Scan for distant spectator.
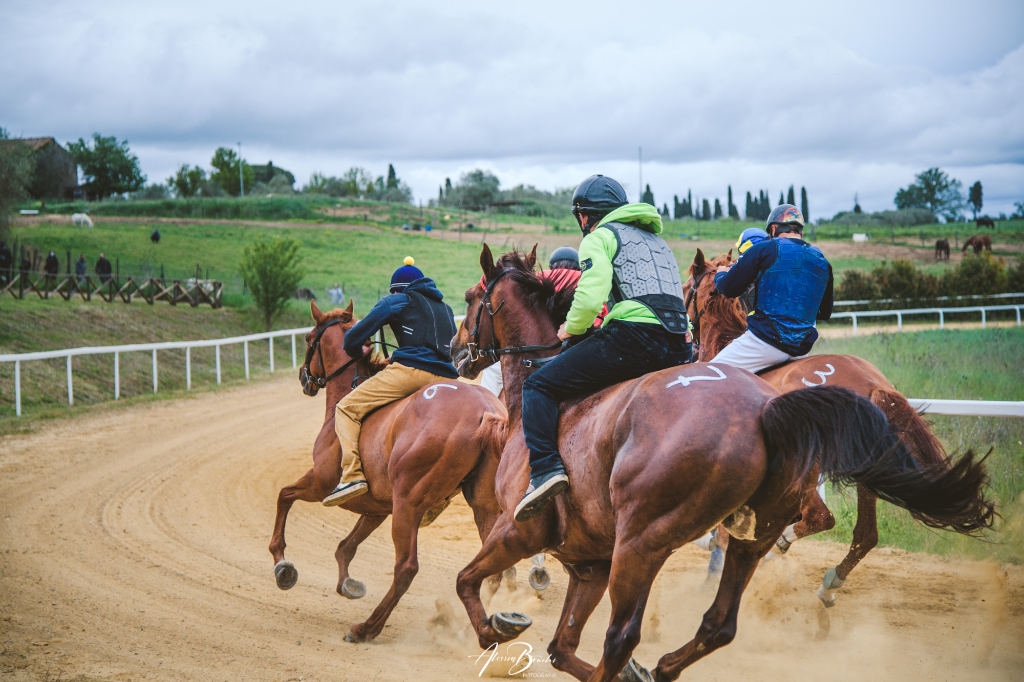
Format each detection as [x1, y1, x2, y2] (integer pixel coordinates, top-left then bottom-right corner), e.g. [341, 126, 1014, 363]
[45, 250, 60, 275]
[151, 229, 161, 244]
[326, 282, 345, 305]
[0, 241, 12, 284]
[75, 254, 87, 286]
[96, 253, 113, 284]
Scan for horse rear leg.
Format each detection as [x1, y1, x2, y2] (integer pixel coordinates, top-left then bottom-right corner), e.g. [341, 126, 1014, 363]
[817, 485, 877, 607]
[547, 561, 610, 682]
[346, 502, 425, 642]
[335, 514, 387, 599]
[270, 469, 325, 589]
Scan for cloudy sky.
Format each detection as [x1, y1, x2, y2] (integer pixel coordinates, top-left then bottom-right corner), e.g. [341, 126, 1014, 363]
[3, 0, 1022, 219]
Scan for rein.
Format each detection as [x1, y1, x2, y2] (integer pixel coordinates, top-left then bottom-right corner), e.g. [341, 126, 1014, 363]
[684, 268, 714, 359]
[299, 318, 360, 391]
[467, 268, 563, 367]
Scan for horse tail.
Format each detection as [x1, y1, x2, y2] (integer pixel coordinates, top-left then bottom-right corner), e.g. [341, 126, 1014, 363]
[760, 385, 995, 535]
[870, 387, 946, 466]
[475, 411, 508, 462]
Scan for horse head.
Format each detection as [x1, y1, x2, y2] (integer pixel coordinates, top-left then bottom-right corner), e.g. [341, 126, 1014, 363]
[684, 249, 747, 362]
[300, 299, 360, 397]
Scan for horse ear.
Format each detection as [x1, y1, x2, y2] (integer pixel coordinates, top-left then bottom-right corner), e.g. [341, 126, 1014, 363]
[692, 249, 706, 274]
[526, 244, 538, 270]
[727, 248, 733, 260]
[310, 300, 324, 324]
[480, 243, 496, 280]
[339, 299, 354, 322]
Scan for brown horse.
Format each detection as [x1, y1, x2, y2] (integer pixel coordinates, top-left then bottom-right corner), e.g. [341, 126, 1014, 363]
[962, 234, 992, 253]
[935, 238, 950, 260]
[449, 245, 993, 682]
[976, 216, 995, 229]
[268, 300, 509, 642]
[684, 248, 974, 605]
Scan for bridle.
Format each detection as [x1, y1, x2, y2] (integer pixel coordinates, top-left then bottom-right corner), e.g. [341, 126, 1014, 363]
[465, 268, 563, 367]
[684, 268, 714, 359]
[299, 318, 360, 393]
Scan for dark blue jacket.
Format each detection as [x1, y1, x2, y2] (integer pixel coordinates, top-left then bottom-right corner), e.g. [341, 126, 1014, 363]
[342, 277, 460, 379]
[714, 237, 833, 355]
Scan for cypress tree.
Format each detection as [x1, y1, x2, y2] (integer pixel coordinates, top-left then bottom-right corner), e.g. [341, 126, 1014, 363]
[642, 184, 655, 206]
[438, 186, 443, 204]
[713, 199, 722, 219]
[800, 186, 809, 223]
[746, 191, 753, 220]
[687, 190, 693, 217]
[386, 164, 398, 189]
[702, 198, 712, 221]
[779, 191, 785, 206]
[662, 203, 670, 218]
[787, 185, 795, 205]
[444, 177, 452, 197]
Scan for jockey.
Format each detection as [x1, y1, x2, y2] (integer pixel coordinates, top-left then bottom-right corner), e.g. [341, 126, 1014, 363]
[514, 175, 693, 522]
[711, 205, 834, 373]
[735, 227, 769, 256]
[322, 257, 460, 506]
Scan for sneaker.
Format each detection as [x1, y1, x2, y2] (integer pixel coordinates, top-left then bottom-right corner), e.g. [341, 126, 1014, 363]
[514, 470, 569, 522]
[322, 480, 368, 507]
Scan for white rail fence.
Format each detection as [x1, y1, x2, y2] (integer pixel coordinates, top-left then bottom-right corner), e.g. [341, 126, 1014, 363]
[2, 315, 1022, 419]
[834, 291, 1024, 308]
[829, 304, 1022, 336]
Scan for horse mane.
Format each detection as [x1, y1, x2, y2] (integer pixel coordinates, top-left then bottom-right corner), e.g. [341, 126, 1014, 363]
[320, 307, 388, 372]
[698, 254, 749, 359]
[494, 250, 577, 326]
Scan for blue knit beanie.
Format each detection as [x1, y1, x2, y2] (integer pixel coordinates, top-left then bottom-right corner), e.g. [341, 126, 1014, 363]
[390, 256, 424, 291]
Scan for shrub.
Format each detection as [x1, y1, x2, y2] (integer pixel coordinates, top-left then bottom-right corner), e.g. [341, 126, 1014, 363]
[871, 259, 938, 304]
[940, 252, 1007, 297]
[837, 269, 878, 301]
[239, 237, 305, 331]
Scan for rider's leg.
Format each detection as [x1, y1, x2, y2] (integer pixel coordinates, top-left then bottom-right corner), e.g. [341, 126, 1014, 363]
[516, 321, 692, 521]
[324, 364, 445, 506]
[708, 330, 793, 373]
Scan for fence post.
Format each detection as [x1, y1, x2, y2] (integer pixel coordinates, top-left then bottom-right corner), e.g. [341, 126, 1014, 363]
[896, 312, 902, 331]
[269, 337, 274, 373]
[244, 340, 250, 379]
[1017, 306, 1021, 327]
[852, 314, 857, 337]
[114, 351, 120, 400]
[939, 310, 944, 329]
[216, 345, 221, 385]
[13, 358, 19, 417]
[66, 354, 73, 406]
[291, 335, 296, 369]
[152, 349, 158, 393]
[186, 346, 191, 390]
[981, 308, 986, 329]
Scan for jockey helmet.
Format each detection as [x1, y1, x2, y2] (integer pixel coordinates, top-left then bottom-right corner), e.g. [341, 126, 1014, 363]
[572, 175, 628, 232]
[766, 204, 805, 233]
[735, 227, 769, 255]
[549, 246, 580, 270]
[390, 256, 424, 291]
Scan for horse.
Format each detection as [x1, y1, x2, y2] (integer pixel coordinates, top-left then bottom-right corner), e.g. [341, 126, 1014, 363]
[977, 216, 995, 229]
[449, 244, 993, 682]
[684, 248, 976, 605]
[293, 287, 317, 301]
[268, 300, 510, 642]
[935, 238, 950, 260]
[962, 234, 992, 254]
[71, 213, 93, 228]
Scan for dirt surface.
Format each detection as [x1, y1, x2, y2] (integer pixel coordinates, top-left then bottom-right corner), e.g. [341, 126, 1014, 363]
[1, 375, 1022, 681]
[12, 215, 380, 232]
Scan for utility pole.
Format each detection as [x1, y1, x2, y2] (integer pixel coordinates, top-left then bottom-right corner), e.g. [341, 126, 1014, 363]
[237, 142, 244, 196]
[638, 147, 643, 203]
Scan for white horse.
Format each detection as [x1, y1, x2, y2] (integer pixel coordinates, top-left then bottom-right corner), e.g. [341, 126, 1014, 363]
[71, 213, 94, 229]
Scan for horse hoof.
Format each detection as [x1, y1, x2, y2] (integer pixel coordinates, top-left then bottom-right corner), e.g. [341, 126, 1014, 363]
[815, 585, 837, 608]
[528, 567, 550, 591]
[343, 632, 361, 643]
[342, 578, 366, 600]
[490, 612, 532, 638]
[274, 561, 298, 590]
[619, 657, 654, 682]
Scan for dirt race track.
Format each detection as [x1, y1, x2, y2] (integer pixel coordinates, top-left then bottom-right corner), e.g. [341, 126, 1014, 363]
[2, 375, 1022, 681]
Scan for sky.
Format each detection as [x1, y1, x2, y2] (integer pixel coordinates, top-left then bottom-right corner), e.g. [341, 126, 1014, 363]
[2, 0, 1022, 220]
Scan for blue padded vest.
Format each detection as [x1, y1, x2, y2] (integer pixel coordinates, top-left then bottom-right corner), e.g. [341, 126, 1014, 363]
[757, 239, 830, 349]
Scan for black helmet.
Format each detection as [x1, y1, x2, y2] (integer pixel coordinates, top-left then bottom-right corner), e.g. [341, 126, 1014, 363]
[572, 174, 627, 214]
[549, 246, 580, 270]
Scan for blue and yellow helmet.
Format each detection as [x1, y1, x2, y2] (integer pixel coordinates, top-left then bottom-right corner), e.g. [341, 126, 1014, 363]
[735, 227, 770, 255]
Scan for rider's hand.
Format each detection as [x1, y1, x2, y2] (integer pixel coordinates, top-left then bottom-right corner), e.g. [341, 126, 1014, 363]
[557, 322, 573, 341]
[716, 264, 732, 273]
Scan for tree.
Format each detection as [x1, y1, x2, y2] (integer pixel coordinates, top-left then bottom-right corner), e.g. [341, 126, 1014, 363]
[386, 164, 398, 189]
[713, 198, 723, 220]
[662, 203, 670, 218]
[894, 167, 965, 222]
[444, 177, 453, 198]
[67, 133, 145, 199]
[168, 164, 206, 198]
[305, 172, 328, 194]
[779, 191, 785, 206]
[727, 186, 739, 219]
[853, 192, 862, 214]
[0, 127, 34, 240]
[702, 198, 712, 221]
[239, 237, 305, 332]
[642, 184, 655, 207]
[210, 146, 255, 197]
[968, 181, 983, 219]
[745, 191, 753, 220]
[800, 186, 809, 224]
[447, 169, 500, 209]
[787, 185, 795, 205]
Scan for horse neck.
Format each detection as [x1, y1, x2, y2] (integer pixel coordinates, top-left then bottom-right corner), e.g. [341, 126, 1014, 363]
[321, 356, 367, 424]
[700, 297, 748, 362]
[494, 306, 559, 425]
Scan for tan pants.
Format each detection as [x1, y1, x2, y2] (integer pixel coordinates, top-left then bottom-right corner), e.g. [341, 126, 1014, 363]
[335, 363, 448, 483]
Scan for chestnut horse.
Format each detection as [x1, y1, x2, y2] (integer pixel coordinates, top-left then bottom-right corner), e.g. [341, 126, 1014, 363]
[684, 248, 973, 605]
[268, 300, 509, 642]
[450, 245, 993, 682]
[962, 234, 992, 253]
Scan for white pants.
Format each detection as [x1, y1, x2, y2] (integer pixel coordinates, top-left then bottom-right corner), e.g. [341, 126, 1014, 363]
[479, 363, 504, 398]
[710, 330, 806, 374]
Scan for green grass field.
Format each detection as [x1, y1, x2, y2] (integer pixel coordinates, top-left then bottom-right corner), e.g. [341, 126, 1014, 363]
[811, 328, 1024, 563]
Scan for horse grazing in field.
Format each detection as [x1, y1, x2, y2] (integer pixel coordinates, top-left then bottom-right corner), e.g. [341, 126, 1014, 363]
[269, 300, 510, 642]
[685, 249, 985, 605]
[449, 245, 993, 682]
[935, 239, 950, 260]
[962, 234, 992, 254]
[977, 216, 995, 229]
